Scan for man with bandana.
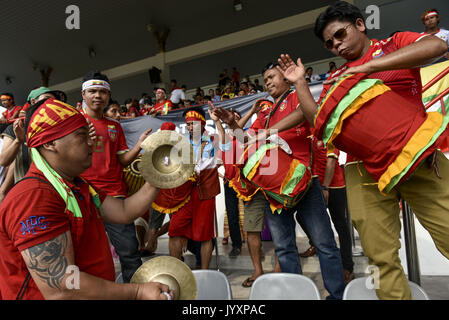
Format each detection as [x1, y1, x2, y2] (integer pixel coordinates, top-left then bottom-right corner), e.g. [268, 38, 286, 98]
[421, 9, 449, 60]
[168, 107, 220, 270]
[79, 70, 152, 283]
[150, 88, 174, 117]
[0, 98, 173, 300]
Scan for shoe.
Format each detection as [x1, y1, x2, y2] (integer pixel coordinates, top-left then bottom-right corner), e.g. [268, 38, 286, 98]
[344, 269, 355, 284]
[222, 237, 229, 245]
[229, 247, 241, 258]
[299, 246, 316, 258]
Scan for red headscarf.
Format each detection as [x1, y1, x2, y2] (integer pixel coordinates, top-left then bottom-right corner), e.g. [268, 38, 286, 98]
[27, 98, 88, 148]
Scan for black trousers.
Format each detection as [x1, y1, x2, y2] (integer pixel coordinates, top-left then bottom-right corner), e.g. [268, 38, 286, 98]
[297, 187, 354, 272]
[105, 222, 142, 283]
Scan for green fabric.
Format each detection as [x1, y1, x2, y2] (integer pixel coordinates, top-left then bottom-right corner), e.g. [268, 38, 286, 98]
[321, 79, 382, 146]
[422, 93, 449, 115]
[383, 113, 449, 193]
[242, 143, 276, 178]
[31, 148, 83, 218]
[27, 87, 52, 102]
[281, 163, 306, 196]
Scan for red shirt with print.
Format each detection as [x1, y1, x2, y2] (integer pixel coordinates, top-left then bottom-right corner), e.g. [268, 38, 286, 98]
[2, 105, 22, 120]
[318, 31, 429, 163]
[312, 138, 345, 188]
[251, 91, 312, 168]
[80, 113, 129, 197]
[153, 100, 174, 115]
[0, 163, 114, 300]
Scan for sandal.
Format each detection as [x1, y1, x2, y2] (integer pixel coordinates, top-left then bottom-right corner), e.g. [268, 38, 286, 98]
[242, 277, 256, 288]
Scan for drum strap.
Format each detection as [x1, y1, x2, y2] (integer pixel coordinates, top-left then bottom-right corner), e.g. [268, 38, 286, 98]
[265, 89, 292, 129]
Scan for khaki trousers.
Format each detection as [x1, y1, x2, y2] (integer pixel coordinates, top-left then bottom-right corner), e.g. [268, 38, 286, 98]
[345, 151, 449, 299]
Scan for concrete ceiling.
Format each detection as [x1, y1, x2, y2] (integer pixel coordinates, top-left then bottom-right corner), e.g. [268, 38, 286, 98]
[0, 0, 335, 103]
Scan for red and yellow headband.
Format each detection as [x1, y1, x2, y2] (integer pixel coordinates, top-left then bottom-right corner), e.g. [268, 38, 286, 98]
[185, 110, 206, 124]
[27, 98, 88, 148]
[1, 95, 13, 101]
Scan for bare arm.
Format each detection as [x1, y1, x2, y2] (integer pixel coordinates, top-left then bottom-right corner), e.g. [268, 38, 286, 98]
[322, 157, 337, 205]
[117, 129, 152, 167]
[208, 106, 226, 145]
[0, 120, 25, 167]
[0, 163, 15, 205]
[340, 35, 448, 76]
[101, 182, 160, 225]
[236, 99, 264, 128]
[21, 231, 171, 300]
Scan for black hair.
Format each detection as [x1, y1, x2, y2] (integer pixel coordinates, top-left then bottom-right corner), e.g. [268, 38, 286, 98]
[314, 1, 366, 42]
[82, 70, 110, 84]
[1, 92, 14, 100]
[104, 100, 120, 113]
[124, 98, 132, 105]
[261, 62, 280, 75]
[182, 106, 206, 119]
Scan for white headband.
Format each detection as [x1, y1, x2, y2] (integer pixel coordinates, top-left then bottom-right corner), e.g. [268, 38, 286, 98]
[425, 12, 438, 19]
[82, 79, 111, 92]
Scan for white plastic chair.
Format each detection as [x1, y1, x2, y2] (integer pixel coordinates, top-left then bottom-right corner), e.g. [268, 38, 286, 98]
[193, 270, 233, 300]
[343, 277, 430, 300]
[249, 273, 321, 300]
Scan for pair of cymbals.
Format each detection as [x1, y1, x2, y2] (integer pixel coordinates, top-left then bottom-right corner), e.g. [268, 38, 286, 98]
[130, 256, 197, 300]
[139, 130, 195, 189]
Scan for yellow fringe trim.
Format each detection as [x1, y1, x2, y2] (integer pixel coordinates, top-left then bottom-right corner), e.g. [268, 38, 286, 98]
[152, 196, 191, 214]
[229, 179, 261, 202]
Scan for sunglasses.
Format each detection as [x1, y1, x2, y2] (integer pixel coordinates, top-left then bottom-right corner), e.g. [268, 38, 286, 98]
[324, 24, 352, 50]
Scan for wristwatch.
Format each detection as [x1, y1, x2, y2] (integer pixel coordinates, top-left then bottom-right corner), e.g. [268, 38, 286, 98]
[322, 185, 329, 191]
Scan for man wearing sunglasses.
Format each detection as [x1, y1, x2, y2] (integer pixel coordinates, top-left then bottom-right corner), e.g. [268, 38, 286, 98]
[254, 1, 449, 300]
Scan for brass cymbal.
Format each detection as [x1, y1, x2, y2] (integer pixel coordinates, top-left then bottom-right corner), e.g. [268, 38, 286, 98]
[130, 256, 197, 300]
[139, 130, 195, 189]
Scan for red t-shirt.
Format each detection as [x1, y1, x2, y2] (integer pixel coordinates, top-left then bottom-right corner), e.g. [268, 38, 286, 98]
[80, 113, 129, 197]
[2, 105, 22, 120]
[126, 106, 140, 118]
[0, 163, 114, 300]
[251, 90, 312, 168]
[319, 31, 428, 163]
[312, 139, 345, 188]
[153, 100, 174, 115]
[219, 137, 241, 181]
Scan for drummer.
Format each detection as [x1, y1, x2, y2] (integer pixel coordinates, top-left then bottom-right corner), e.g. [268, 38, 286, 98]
[259, 1, 449, 299]
[210, 64, 346, 299]
[0, 98, 173, 300]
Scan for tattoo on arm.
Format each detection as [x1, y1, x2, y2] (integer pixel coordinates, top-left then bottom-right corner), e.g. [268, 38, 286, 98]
[23, 233, 69, 290]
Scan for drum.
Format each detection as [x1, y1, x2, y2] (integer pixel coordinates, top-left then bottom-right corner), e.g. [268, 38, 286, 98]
[315, 73, 449, 193]
[123, 155, 145, 195]
[231, 141, 311, 212]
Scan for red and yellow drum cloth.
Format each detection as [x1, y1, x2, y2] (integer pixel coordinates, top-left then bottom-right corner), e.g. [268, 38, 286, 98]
[228, 139, 311, 214]
[314, 73, 449, 194]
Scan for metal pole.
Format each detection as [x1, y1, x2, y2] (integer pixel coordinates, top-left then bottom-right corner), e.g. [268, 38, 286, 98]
[214, 208, 220, 271]
[401, 200, 421, 285]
